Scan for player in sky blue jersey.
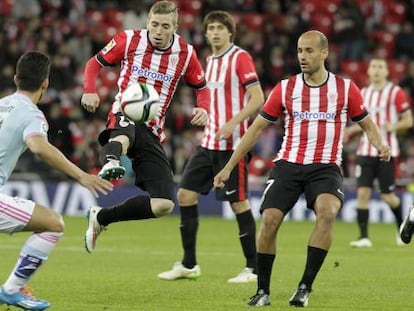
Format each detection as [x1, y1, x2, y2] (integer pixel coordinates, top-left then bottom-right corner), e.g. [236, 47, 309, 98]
[0, 51, 113, 310]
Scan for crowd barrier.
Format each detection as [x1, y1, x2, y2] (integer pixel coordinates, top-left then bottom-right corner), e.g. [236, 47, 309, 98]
[2, 180, 413, 223]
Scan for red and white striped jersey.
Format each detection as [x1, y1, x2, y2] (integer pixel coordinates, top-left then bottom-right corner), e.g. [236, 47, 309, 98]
[357, 82, 410, 157]
[96, 29, 206, 142]
[201, 45, 259, 150]
[261, 73, 367, 165]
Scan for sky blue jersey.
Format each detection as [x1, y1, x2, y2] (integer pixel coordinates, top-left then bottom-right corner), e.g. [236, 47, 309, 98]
[0, 92, 48, 189]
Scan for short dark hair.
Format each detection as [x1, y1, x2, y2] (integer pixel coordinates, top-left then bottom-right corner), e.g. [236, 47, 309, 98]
[15, 51, 51, 92]
[203, 11, 236, 42]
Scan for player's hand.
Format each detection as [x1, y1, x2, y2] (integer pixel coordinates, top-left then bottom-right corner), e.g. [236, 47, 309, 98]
[215, 120, 236, 141]
[378, 144, 391, 162]
[81, 93, 100, 113]
[213, 168, 231, 189]
[78, 173, 114, 198]
[191, 108, 208, 126]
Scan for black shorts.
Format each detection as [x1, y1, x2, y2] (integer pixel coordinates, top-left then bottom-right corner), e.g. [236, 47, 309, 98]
[260, 160, 344, 214]
[98, 112, 174, 200]
[179, 146, 250, 202]
[356, 156, 396, 193]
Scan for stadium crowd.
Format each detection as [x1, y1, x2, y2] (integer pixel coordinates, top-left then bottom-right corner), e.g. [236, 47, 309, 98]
[1, 0, 413, 184]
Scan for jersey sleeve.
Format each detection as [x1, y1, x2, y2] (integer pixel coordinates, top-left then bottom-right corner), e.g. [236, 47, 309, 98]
[236, 51, 259, 88]
[348, 80, 368, 122]
[22, 110, 48, 141]
[394, 87, 411, 113]
[96, 31, 128, 66]
[259, 83, 282, 123]
[183, 49, 207, 89]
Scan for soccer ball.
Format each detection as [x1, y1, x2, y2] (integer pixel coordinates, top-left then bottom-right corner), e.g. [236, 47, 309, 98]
[120, 82, 161, 123]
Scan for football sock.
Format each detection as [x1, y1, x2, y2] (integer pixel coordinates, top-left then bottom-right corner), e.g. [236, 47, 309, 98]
[257, 253, 275, 295]
[356, 208, 369, 238]
[298, 246, 327, 289]
[180, 205, 199, 269]
[3, 232, 62, 293]
[97, 195, 154, 226]
[390, 203, 403, 228]
[100, 141, 123, 164]
[235, 210, 257, 271]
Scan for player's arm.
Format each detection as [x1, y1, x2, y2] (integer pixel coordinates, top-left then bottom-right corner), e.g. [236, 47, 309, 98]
[358, 116, 390, 161]
[386, 110, 413, 132]
[347, 80, 390, 161]
[184, 49, 209, 126]
[214, 116, 269, 188]
[216, 83, 264, 141]
[26, 135, 113, 197]
[81, 33, 127, 113]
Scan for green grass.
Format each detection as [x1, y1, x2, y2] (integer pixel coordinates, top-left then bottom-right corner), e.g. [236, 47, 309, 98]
[1, 216, 413, 310]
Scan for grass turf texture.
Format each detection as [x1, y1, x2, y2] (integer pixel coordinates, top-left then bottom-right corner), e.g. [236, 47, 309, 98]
[0, 216, 413, 310]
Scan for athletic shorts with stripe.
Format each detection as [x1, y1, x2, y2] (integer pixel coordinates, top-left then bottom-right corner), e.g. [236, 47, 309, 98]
[0, 193, 35, 234]
[356, 156, 396, 194]
[98, 112, 174, 201]
[260, 160, 344, 214]
[180, 146, 250, 203]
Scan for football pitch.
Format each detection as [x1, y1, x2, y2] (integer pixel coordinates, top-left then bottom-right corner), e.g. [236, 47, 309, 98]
[0, 216, 413, 310]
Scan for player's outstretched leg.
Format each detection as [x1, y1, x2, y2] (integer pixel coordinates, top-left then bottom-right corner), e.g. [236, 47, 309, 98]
[84, 206, 106, 253]
[400, 205, 414, 244]
[0, 286, 50, 310]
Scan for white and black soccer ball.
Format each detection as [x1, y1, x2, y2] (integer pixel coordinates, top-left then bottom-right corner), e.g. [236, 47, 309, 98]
[120, 82, 161, 123]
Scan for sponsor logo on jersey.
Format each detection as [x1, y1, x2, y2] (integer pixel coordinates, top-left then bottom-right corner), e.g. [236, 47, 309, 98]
[293, 111, 336, 120]
[131, 65, 173, 82]
[102, 39, 116, 54]
[41, 121, 49, 133]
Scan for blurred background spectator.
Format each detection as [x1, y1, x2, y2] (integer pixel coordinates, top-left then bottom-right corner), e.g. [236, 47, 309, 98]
[0, 0, 412, 187]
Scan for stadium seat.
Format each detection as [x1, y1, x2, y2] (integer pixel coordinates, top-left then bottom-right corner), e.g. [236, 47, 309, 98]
[243, 14, 265, 32]
[369, 31, 396, 59]
[387, 60, 408, 83]
[340, 61, 369, 88]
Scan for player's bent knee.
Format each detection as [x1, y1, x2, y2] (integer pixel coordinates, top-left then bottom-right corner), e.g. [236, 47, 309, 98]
[177, 188, 198, 206]
[152, 199, 174, 217]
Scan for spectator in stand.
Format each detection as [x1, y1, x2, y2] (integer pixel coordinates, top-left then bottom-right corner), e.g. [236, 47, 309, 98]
[395, 21, 414, 61]
[345, 58, 413, 248]
[400, 61, 414, 104]
[333, 0, 366, 61]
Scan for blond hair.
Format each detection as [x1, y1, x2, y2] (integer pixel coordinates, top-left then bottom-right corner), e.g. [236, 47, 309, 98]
[149, 1, 178, 26]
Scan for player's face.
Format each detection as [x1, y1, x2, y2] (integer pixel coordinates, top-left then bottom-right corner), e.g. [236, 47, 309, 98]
[367, 59, 388, 84]
[147, 13, 177, 49]
[205, 22, 231, 51]
[297, 36, 328, 75]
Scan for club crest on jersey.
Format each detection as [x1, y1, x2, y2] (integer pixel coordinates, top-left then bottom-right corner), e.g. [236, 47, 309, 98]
[102, 39, 116, 55]
[328, 93, 338, 103]
[169, 55, 178, 67]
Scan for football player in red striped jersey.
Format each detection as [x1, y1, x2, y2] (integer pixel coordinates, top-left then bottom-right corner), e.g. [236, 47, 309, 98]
[214, 30, 390, 307]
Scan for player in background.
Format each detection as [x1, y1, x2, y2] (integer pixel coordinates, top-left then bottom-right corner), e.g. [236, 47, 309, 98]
[214, 31, 390, 307]
[0, 51, 113, 310]
[345, 58, 412, 248]
[81, 1, 209, 253]
[158, 11, 264, 283]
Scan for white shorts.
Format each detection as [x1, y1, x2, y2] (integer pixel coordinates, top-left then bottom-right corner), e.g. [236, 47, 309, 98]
[0, 193, 35, 234]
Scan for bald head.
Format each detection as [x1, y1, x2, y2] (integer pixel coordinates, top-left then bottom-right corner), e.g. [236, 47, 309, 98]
[298, 30, 328, 50]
